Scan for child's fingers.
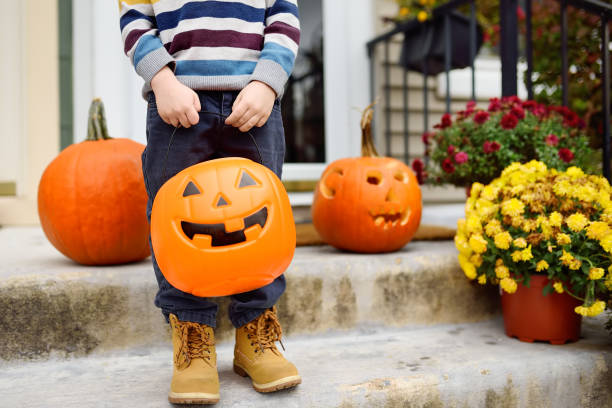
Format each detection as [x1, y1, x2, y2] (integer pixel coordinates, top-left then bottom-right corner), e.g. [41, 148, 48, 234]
[229, 105, 254, 128]
[186, 107, 200, 126]
[235, 110, 257, 129]
[225, 109, 244, 126]
[232, 92, 244, 109]
[161, 113, 177, 128]
[256, 115, 268, 127]
[157, 106, 178, 127]
[178, 112, 193, 128]
[192, 92, 201, 112]
[157, 108, 169, 125]
[225, 99, 248, 125]
[239, 115, 261, 132]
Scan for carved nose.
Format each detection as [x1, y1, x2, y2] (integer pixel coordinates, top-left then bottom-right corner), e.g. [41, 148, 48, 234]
[386, 188, 399, 203]
[215, 194, 230, 208]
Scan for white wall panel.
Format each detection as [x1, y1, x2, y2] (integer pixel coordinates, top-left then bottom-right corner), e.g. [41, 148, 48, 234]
[73, 0, 147, 145]
[0, 1, 24, 186]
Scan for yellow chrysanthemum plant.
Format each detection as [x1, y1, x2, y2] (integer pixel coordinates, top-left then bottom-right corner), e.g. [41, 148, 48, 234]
[455, 161, 612, 317]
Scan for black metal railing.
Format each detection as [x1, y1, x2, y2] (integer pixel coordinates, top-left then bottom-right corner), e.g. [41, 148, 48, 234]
[366, 0, 612, 181]
[524, 0, 611, 179]
[367, 0, 478, 165]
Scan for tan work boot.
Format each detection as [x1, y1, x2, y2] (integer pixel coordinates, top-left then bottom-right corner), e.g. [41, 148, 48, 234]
[168, 314, 220, 404]
[233, 307, 301, 392]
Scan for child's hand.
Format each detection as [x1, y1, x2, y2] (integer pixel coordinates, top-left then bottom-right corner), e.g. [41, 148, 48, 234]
[151, 66, 201, 128]
[225, 81, 276, 132]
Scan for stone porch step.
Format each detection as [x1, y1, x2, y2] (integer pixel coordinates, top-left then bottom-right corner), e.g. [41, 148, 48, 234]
[0, 226, 498, 361]
[1, 318, 611, 407]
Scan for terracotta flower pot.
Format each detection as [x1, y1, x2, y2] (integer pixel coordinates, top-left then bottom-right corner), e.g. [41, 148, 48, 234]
[501, 275, 582, 345]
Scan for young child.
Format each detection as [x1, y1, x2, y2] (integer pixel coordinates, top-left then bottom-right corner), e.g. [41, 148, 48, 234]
[118, 1, 301, 404]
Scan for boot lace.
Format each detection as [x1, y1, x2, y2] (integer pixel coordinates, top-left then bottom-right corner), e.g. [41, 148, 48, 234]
[174, 321, 214, 369]
[245, 308, 285, 355]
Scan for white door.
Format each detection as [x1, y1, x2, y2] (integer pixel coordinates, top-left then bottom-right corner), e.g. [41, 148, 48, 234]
[73, 0, 373, 205]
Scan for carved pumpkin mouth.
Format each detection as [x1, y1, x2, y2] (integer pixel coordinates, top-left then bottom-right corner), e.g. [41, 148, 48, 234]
[181, 207, 268, 247]
[370, 208, 411, 229]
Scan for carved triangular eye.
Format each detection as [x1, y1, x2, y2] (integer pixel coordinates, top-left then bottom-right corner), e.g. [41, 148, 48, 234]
[238, 170, 258, 188]
[183, 181, 201, 197]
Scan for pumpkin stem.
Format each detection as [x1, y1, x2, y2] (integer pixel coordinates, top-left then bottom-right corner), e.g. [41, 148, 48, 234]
[86, 98, 112, 141]
[361, 101, 378, 157]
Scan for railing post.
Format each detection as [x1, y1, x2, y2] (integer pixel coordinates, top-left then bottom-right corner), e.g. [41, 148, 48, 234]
[368, 46, 377, 152]
[469, 0, 477, 101]
[602, 16, 610, 181]
[500, 0, 518, 96]
[403, 69, 410, 164]
[422, 23, 429, 138]
[384, 40, 391, 156]
[561, 0, 569, 107]
[444, 13, 452, 113]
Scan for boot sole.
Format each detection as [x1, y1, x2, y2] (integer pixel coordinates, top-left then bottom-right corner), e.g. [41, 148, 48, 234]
[233, 363, 302, 393]
[168, 391, 220, 405]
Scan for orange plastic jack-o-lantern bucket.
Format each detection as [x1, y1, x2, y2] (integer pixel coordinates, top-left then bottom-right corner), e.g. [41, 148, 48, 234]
[151, 158, 296, 297]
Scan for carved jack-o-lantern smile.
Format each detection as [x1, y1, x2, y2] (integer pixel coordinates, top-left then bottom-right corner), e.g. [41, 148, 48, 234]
[180, 207, 268, 247]
[178, 171, 269, 247]
[364, 169, 412, 230]
[150, 158, 295, 297]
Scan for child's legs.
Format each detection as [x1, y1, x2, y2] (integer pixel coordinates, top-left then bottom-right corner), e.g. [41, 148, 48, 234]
[215, 95, 288, 328]
[143, 92, 225, 326]
[228, 277, 287, 328]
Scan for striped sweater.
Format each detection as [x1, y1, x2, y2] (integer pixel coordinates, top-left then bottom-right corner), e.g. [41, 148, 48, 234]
[118, 0, 300, 97]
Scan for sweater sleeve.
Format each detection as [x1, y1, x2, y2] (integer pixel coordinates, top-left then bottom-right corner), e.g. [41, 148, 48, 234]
[250, 0, 301, 96]
[118, 0, 175, 86]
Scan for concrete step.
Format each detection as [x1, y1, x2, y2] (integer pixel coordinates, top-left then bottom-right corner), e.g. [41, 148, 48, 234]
[2, 318, 611, 407]
[0, 226, 497, 361]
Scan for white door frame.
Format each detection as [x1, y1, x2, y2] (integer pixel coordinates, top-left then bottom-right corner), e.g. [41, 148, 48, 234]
[283, 0, 374, 181]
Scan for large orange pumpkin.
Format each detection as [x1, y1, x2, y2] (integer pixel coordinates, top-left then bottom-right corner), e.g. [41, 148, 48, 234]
[38, 99, 150, 265]
[312, 104, 422, 253]
[150, 157, 295, 297]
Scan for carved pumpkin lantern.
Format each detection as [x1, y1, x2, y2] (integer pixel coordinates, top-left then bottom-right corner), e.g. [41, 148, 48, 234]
[312, 104, 422, 253]
[151, 157, 295, 297]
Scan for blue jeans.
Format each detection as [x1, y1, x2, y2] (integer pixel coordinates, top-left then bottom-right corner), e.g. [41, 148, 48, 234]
[142, 90, 286, 328]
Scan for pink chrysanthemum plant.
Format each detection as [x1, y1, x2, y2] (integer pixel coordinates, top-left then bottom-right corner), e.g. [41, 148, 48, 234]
[413, 97, 595, 187]
[455, 161, 612, 317]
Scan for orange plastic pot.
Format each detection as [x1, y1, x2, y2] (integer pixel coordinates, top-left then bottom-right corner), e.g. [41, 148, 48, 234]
[501, 275, 582, 345]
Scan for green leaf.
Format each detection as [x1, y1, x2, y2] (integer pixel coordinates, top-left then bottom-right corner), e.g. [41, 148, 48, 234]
[542, 283, 554, 296]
